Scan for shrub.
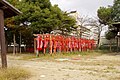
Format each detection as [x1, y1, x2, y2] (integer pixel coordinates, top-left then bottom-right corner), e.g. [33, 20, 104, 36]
[0, 67, 30, 80]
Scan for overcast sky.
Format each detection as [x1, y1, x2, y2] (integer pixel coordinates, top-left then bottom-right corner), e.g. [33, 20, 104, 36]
[50, 0, 114, 17]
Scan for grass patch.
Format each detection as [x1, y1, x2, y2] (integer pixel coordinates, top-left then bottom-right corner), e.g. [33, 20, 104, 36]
[95, 50, 110, 54]
[0, 67, 30, 80]
[12, 50, 102, 61]
[36, 51, 100, 60]
[19, 54, 37, 60]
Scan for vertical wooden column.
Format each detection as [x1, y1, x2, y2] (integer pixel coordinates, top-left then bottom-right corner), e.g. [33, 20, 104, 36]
[34, 38, 36, 53]
[13, 34, 16, 55]
[0, 9, 7, 68]
[20, 32, 21, 53]
[117, 37, 119, 52]
[50, 35, 52, 54]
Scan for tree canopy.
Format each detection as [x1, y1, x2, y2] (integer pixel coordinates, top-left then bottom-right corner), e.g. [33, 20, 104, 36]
[97, 7, 112, 25]
[5, 0, 76, 50]
[105, 31, 116, 40]
[97, 0, 120, 40]
[112, 0, 120, 22]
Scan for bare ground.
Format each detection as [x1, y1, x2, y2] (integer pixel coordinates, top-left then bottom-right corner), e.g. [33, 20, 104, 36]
[1, 53, 120, 80]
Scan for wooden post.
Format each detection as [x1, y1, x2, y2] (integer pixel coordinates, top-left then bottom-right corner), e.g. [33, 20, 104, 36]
[34, 38, 36, 53]
[13, 34, 16, 55]
[116, 34, 118, 52]
[0, 9, 7, 68]
[20, 32, 21, 53]
[50, 35, 52, 54]
[43, 35, 46, 54]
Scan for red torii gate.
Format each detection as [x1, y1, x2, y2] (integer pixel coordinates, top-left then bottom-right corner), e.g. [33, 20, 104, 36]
[34, 34, 95, 56]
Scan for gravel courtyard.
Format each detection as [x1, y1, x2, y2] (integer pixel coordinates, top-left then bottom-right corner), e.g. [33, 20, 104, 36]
[2, 52, 120, 80]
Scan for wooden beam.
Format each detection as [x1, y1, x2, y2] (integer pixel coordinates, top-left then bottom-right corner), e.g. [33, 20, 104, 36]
[0, 0, 21, 18]
[0, 9, 7, 68]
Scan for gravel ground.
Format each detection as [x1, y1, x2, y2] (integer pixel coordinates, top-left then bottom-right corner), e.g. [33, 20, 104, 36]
[1, 53, 120, 80]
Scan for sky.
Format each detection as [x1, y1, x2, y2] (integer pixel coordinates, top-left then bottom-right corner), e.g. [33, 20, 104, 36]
[50, 0, 114, 17]
[50, 0, 114, 36]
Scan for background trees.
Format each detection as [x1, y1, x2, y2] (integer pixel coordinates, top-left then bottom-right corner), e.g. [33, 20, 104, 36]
[5, 0, 76, 52]
[97, 0, 120, 33]
[97, 0, 120, 50]
[112, 0, 120, 22]
[97, 7, 112, 25]
[105, 31, 116, 51]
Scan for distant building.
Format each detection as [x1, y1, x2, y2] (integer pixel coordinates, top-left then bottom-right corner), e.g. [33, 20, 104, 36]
[90, 27, 99, 42]
[68, 11, 91, 39]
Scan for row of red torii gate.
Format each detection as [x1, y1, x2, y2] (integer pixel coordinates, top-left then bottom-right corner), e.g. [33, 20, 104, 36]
[34, 34, 96, 55]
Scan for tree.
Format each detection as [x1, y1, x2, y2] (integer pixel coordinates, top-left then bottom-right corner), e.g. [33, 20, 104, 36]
[5, 0, 76, 53]
[57, 12, 76, 35]
[105, 31, 116, 51]
[97, 5, 113, 48]
[87, 18, 104, 47]
[7, 0, 75, 34]
[77, 15, 91, 37]
[97, 0, 120, 50]
[97, 0, 120, 24]
[97, 7, 112, 25]
[112, 0, 120, 22]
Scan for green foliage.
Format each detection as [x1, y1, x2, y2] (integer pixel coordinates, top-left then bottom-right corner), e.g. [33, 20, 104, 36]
[97, 0, 120, 41]
[105, 31, 116, 40]
[112, 0, 120, 22]
[5, 0, 76, 49]
[10, 0, 76, 34]
[0, 67, 30, 80]
[58, 13, 76, 35]
[97, 7, 112, 25]
[17, 51, 99, 60]
[97, 0, 120, 24]
[99, 44, 119, 52]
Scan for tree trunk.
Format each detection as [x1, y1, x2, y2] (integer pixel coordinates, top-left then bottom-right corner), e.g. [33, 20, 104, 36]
[19, 32, 21, 53]
[34, 38, 36, 53]
[109, 39, 112, 52]
[6, 41, 8, 53]
[13, 34, 16, 55]
[97, 33, 100, 48]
